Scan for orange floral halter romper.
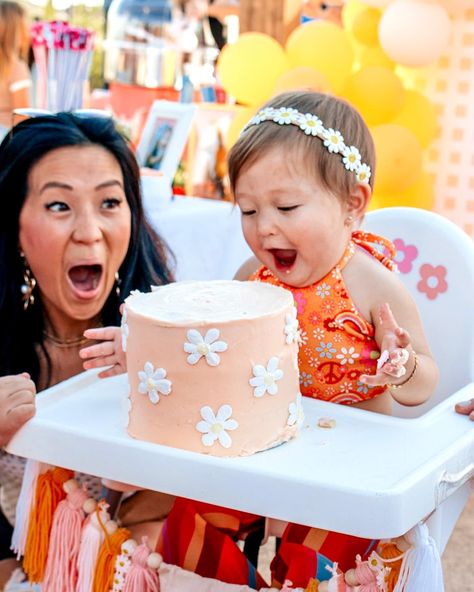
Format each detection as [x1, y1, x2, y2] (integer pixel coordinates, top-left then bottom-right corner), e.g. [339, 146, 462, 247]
[250, 231, 397, 405]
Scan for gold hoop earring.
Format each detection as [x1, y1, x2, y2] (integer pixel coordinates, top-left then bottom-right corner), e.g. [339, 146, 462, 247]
[115, 271, 121, 297]
[20, 252, 36, 310]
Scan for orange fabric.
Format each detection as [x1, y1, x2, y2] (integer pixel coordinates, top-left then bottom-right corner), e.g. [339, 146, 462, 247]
[250, 231, 396, 405]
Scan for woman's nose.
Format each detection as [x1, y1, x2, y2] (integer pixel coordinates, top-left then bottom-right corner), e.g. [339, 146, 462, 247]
[72, 210, 103, 243]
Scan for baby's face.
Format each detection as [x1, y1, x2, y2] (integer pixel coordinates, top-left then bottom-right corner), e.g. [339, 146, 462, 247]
[234, 146, 351, 287]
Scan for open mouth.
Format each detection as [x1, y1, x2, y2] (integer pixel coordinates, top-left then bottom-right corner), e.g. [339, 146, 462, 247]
[67, 264, 103, 297]
[269, 249, 297, 272]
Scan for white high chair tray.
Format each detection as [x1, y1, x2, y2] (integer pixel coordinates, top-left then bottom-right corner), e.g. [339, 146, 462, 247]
[7, 371, 474, 539]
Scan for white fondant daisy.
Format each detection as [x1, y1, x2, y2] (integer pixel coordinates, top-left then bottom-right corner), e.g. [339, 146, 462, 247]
[273, 107, 299, 125]
[356, 163, 372, 183]
[249, 356, 284, 397]
[138, 362, 172, 404]
[342, 145, 362, 172]
[288, 394, 305, 427]
[121, 308, 129, 353]
[323, 128, 345, 153]
[196, 404, 239, 449]
[284, 307, 300, 345]
[299, 113, 324, 136]
[184, 328, 228, 366]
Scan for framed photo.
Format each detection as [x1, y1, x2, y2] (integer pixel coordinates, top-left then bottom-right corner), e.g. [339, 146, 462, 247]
[136, 100, 196, 181]
[186, 103, 249, 200]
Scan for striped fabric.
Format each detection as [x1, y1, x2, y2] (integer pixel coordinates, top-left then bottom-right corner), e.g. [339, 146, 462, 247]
[157, 498, 377, 589]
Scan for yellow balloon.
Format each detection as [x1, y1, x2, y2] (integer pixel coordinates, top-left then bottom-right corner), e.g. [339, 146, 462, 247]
[226, 107, 256, 149]
[372, 172, 435, 210]
[392, 89, 438, 148]
[371, 124, 423, 193]
[343, 66, 405, 125]
[273, 66, 332, 95]
[342, 0, 370, 30]
[351, 8, 381, 47]
[359, 45, 395, 70]
[285, 21, 354, 93]
[217, 33, 289, 106]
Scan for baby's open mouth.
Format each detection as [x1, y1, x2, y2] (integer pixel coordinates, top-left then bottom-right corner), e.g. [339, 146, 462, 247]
[270, 249, 297, 271]
[68, 264, 103, 292]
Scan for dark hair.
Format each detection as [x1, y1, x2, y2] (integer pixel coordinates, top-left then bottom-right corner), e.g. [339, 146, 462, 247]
[228, 91, 376, 202]
[0, 112, 174, 385]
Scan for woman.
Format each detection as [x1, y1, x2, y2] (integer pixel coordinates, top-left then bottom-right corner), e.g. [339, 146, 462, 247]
[0, 1, 31, 140]
[0, 112, 174, 581]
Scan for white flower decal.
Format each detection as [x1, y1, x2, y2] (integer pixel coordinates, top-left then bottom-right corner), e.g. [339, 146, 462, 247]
[299, 113, 324, 136]
[336, 346, 360, 365]
[316, 282, 331, 299]
[343, 145, 362, 172]
[184, 328, 228, 366]
[249, 357, 284, 397]
[273, 107, 299, 125]
[356, 163, 372, 183]
[323, 128, 345, 153]
[284, 307, 300, 345]
[121, 308, 129, 353]
[137, 362, 172, 404]
[287, 394, 304, 427]
[196, 404, 239, 448]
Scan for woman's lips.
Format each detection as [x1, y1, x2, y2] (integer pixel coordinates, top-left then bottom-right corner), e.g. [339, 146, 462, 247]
[67, 264, 103, 299]
[269, 249, 297, 272]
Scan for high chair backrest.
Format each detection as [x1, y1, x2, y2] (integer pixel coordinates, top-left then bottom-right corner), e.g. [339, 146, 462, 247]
[363, 207, 474, 418]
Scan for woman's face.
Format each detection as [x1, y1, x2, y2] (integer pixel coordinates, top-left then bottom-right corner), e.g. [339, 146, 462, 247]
[19, 145, 132, 327]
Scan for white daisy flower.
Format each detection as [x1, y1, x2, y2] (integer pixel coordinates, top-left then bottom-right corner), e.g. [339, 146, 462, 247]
[184, 328, 228, 366]
[357, 163, 372, 183]
[342, 146, 362, 172]
[316, 282, 331, 299]
[336, 346, 360, 365]
[284, 307, 300, 345]
[249, 356, 284, 397]
[121, 308, 129, 353]
[138, 362, 172, 404]
[273, 107, 299, 125]
[196, 404, 239, 449]
[323, 128, 345, 153]
[287, 394, 305, 427]
[299, 113, 325, 136]
[367, 551, 384, 571]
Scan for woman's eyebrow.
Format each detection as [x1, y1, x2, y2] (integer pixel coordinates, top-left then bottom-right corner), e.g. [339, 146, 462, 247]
[95, 180, 124, 191]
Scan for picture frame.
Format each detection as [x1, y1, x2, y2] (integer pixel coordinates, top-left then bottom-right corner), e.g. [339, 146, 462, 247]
[136, 100, 196, 182]
[186, 103, 249, 200]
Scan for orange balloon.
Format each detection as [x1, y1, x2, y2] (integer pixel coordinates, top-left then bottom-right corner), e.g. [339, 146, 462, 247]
[371, 124, 423, 194]
[372, 172, 435, 210]
[273, 67, 332, 95]
[392, 89, 438, 148]
[351, 7, 381, 47]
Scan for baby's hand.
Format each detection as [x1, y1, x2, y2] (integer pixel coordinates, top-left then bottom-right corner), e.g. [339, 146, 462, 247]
[360, 303, 413, 387]
[79, 327, 127, 379]
[0, 373, 36, 447]
[455, 399, 474, 421]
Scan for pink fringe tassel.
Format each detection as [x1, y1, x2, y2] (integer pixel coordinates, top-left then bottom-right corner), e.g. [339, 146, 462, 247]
[42, 487, 89, 592]
[75, 505, 109, 592]
[123, 542, 160, 592]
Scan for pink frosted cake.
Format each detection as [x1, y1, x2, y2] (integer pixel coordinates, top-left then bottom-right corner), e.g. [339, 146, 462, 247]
[122, 280, 303, 457]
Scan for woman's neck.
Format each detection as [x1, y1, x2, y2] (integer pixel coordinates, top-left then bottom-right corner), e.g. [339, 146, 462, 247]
[43, 313, 101, 346]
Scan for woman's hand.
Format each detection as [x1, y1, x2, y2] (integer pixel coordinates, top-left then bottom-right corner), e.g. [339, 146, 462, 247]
[455, 399, 474, 421]
[0, 374, 36, 447]
[79, 327, 127, 378]
[360, 303, 414, 387]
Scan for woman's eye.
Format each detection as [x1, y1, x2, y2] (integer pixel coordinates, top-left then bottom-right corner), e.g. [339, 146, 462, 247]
[102, 198, 122, 209]
[46, 201, 69, 212]
[278, 205, 299, 212]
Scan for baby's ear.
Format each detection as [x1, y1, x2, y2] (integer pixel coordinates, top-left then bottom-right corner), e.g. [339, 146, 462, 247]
[346, 181, 372, 221]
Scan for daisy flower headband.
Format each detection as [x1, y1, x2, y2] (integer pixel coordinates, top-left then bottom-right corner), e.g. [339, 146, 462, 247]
[242, 106, 371, 184]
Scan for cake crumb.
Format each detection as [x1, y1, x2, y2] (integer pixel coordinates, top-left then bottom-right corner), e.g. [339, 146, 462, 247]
[317, 417, 336, 429]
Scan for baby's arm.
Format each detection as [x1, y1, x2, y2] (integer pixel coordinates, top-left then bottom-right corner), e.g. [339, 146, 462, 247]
[79, 327, 127, 378]
[0, 374, 36, 447]
[360, 279, 438, 406]
[234, 256, 261, 280]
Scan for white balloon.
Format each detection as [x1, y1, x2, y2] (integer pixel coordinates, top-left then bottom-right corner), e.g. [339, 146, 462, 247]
[379, 0, 452, 68]
[437, 0, 474, 14]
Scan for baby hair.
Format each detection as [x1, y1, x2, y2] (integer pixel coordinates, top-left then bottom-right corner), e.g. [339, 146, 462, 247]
[228, 91, 376, 203]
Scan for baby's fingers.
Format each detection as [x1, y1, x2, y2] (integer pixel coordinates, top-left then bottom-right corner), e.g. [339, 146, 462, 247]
[455, 398, 474, 418]
[97, 365, 125, 379]
[359, 372, 385, 387]
[83, 326, 119, 341]
[395, 327, 411, 348]
[82, 353, 118, 371]
[79, 341, 115, 361]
